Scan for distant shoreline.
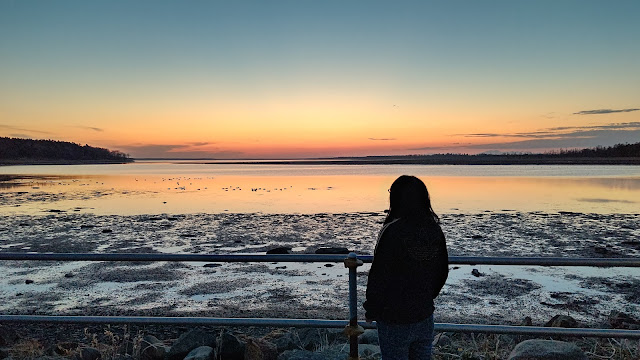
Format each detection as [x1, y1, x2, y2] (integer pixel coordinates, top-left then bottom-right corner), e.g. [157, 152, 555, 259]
[154, 156, 640, 166]
[2, 156, 640, 166]
[0, 159, 134, 166]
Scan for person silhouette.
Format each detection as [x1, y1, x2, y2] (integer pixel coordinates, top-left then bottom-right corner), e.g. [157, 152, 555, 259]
[364, 175, 449, 360]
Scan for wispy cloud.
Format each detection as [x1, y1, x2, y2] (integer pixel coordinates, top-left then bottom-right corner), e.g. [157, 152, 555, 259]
[414, 121, 640, 152]
[0, 124, 52, 135]
[9, 133, 32, 139]
[574, 108, 639, 115]
[368, 137, 396, 141]
[116, 143, 242, 159]
[457, 122, 640, 140]
[75, 126, 104, 132]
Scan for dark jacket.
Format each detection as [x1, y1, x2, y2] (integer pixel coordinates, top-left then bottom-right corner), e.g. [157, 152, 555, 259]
[363, 217, 448, 324]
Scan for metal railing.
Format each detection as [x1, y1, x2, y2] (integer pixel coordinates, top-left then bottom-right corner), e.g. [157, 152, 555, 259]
[1, 252, 640, 359]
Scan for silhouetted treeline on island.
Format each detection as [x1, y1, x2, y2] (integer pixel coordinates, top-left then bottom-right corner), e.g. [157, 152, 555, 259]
[0, 137, 132, 165]
[546, 142, 640, 158]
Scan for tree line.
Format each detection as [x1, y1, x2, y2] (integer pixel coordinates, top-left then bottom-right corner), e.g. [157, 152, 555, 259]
[0, 137, 131, 162]
[545, 142, 640, 157]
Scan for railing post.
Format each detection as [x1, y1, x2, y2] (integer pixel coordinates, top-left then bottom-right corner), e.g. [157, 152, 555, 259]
[343, 252, 364, 360]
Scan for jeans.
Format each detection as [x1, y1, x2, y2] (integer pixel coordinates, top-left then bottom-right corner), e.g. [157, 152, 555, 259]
[376, 315, 434, 360]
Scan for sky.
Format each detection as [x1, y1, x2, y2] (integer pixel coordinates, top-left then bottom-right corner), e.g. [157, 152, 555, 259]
[1, 0, 639, 159]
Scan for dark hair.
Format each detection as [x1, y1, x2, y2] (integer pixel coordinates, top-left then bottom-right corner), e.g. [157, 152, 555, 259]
[384, 175, 439, 224]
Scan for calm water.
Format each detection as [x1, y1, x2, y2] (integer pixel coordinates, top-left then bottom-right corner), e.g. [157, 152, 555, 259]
[1, 161, 639, 215]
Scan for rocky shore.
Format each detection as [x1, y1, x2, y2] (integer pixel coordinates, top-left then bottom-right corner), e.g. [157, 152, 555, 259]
[1, 311, 639, 359]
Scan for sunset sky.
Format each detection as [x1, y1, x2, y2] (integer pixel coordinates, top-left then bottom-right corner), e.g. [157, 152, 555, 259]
[1, 1, 639, 159]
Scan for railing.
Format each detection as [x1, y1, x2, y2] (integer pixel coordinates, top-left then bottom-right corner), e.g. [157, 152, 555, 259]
[1, 253, 640, 359]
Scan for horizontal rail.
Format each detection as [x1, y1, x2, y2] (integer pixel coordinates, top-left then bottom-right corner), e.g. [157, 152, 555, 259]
[0, 316, 638, 339]
[1, 252, 639, 267]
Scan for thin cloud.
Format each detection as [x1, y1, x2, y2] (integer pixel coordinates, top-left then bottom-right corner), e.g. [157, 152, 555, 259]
[574, 108, 639, 115]
[76, 126, 104, 132]
[117, 143, 243, 159]
[0, 124, 52, 134]
[457, 122, 640, 139]
[368, 138, 396, 141]
[9, 133, 32, 139]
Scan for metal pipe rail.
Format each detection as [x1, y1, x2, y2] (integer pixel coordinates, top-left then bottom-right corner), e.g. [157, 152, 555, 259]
[1, 252, 640, 267]
[1, 251, 639, 354]
[0, 315, 639, 339]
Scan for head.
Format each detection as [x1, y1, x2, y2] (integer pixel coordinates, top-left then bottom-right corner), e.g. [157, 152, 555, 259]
[384, 175, 439, 224]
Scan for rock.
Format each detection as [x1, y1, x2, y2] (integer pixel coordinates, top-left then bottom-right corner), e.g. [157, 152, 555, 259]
[0, 348, 9, 359]
[166, 330, 216, 360]
[64, 273, 75, 278]
[245, 337, 278, 360]
[314, 247, 350, 254]
[266, 247, 291, 254]
[471, 235, 483, 239]
[358, 329, 379, 345]
[217, 332, 245, 360]
[80, 225, 96, 229]
[140, 335, 169, 360]
[25, 279, 34, 284]
[521, 316, 533, 326]
[203, 263, 222, 268]
[140, 335, 167, 360]
[432, 333, 451, 347]
[594, 246, 608, 254]
[609, 310, 640, 329]
[507, 339, 586, 360]
[75, 347, 101, 360]
[184, 346, 214, 360]
[544, 315, 578, 328]
[471, 269, 484, 277]
[101, 229, 113, 233]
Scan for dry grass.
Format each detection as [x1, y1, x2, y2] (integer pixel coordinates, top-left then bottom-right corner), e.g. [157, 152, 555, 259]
[8, 339, 45, 360]
[433, 333, 640, 360]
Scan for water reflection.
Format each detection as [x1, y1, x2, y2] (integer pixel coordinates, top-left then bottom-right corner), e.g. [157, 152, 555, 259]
[1, 169, 639, 215]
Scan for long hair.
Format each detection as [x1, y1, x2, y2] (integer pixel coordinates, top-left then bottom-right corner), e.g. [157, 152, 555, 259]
[384, 175, 439, 225]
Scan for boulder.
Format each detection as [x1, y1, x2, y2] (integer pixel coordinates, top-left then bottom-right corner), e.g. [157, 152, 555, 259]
[544, 315, 578, 328]
[75, 347, 101, 360]
[167, 330, 216, 360]
[358, 329, 379, 345]
[609, 311, 640, 330]
[314, 247, 350, 255]
[184, 346, 214, 360]
[217, 332, 245, 360]
[140, 335, 168, 360]
[507, 339, 586, 360]
[266, 247, 291, 254]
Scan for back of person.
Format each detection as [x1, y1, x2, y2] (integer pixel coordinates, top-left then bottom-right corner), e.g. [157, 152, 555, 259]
[365, 217, 448, 323]
[363, 175, 448, 360]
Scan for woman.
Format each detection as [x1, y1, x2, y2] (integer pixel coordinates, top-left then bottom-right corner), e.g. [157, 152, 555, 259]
[364, 175, 448, 360]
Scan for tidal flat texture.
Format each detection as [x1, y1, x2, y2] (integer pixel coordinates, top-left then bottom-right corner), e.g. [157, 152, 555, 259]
[1, 211, 639, 326]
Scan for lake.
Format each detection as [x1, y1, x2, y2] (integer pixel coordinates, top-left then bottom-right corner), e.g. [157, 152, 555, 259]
[1, 161, 639, 215]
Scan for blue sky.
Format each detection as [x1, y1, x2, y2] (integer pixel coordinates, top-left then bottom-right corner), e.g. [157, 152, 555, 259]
[1, 0, 639, 158]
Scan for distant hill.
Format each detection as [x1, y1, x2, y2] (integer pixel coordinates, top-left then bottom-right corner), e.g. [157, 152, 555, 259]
[0, 137, 132, 165]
